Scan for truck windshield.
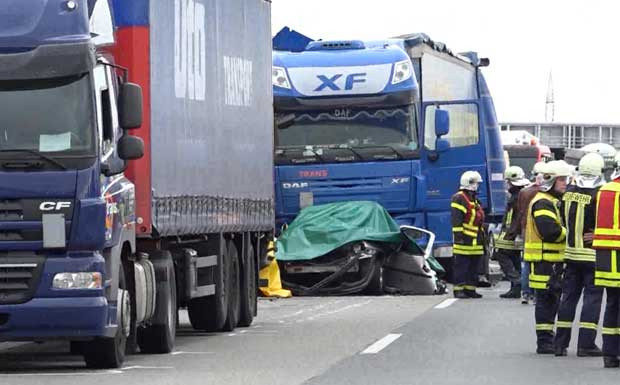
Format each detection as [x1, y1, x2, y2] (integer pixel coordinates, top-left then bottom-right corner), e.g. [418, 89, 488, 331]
[0, 74, 95, 156]
[276, 105, 418, 150]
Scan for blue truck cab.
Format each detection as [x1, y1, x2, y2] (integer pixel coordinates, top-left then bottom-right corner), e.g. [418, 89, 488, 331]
[273, 29, 506, 262]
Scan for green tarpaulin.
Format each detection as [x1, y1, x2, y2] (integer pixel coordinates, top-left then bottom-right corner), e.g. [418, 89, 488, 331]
[276, 201, 444, 278]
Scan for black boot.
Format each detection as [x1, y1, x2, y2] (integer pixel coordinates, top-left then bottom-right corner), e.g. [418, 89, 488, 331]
[465, 290, 483, 299]
[454, 290, 468, 299]
[500, 284, 522, 299]
[603, 356, 620, 368]
[578, 346, 603, 357]
[536, 344, 555, 354]
[554, 346, 567, 356]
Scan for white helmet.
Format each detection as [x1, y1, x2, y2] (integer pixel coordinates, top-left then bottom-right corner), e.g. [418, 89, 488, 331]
[576, 153, 605, 188]
[532, 161, 546, 176]
[539, 160, 573, 192]
[460, 171, 483, 191]
[612, 152, 620, 180]
[504, 166, 529, 187]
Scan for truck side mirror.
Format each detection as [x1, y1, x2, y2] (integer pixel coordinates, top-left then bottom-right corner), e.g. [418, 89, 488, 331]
[118, 135, 144, 160]
[434, 109, 450, 137]
[119, 83, 143, 129]
[435, 138, 450, 153]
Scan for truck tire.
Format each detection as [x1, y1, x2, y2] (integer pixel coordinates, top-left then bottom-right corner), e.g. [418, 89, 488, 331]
[137, 251, 177, 354]
[238, 240, 257, 327]
[83, 264, 129, 369]
[187, 243, 229, 331]
[222, 241, 241, 332]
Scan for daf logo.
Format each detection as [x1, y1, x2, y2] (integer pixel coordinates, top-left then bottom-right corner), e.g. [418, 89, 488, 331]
[283, 182, 309, 189]
[39, 202, 72, 211]
[391, 177, 410, 185]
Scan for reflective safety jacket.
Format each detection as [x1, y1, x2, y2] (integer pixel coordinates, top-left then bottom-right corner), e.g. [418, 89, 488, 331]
[495, 188, 523, 251]
[451, 190, 485, 256]
[524, 192, 566, 263]
[592, 179, 620, 287]
[561, 185, 598, 263]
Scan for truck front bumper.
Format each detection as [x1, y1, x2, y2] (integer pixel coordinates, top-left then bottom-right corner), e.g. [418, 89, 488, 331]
[0, 296, 115, 341]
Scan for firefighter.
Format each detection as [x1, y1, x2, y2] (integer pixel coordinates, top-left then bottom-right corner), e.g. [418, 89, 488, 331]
[553, 153, 605, 357]
[495, 166, 530, 298]
[507, 161, 547, 304]
[451, 171, 485, 299]
[592, 152, 620, 368]
[523, 160, 571, 354]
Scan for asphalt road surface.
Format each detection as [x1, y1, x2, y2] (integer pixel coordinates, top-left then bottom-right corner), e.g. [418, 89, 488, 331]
[1, 283, 618, 385]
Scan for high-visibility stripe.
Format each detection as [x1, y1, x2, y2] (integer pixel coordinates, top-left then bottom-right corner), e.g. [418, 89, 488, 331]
[556, 321, 573, 329]
[451, 203, 467, 214]
[534, 210, 558, 220]
[592, 239, 620, 249]
[536, 323, 555, 331]
[601, 181, 620, 192]
[463, 223, 479, 231]
[602, 327, 620, 335]
[593, 228, 620, 236]
[453, 227, 463, 232]
[464, 285, 477, 290]
[554, 227, 566, 243]
[530, 281, 547, 289]
[580, 322, 598, 330]
[614, 191, 619, 230]
[564, 246, 596, 262]
[525, 242, 564, 251]
[453, 285, 464, 291]
[595, 278, 620, 287]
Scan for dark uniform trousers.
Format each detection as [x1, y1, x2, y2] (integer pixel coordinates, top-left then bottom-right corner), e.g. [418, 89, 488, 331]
[603, 288, 620, 357]
[454, 254, 479, 291]
[533, 261, 562, 346]
[554, 262, 603, 349]
[494, 249, 521, 285]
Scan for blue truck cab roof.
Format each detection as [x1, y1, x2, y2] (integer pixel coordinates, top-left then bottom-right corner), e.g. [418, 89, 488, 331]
[273, 32, 418, 110]
[0, 0, 96, 80]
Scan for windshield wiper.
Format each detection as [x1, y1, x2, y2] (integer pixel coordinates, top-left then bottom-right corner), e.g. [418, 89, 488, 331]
[0, 149, 67, 170]
[276, 147, 326, 163]
[328, 145, 364, 161]
[352, 145, 404, 160]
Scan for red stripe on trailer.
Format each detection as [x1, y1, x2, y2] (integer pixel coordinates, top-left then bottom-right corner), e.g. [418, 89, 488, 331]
[111, 26, 152, 236]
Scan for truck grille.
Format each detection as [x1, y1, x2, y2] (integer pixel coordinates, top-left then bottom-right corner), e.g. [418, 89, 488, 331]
[0, 257, 44, 304]
[0, 200, 23, 221]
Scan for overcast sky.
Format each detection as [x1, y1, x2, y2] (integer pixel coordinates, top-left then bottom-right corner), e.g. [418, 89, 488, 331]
[271, 0, 619, 125]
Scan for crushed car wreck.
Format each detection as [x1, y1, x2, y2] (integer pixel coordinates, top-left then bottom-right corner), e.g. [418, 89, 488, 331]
[276, 201, 446, 296]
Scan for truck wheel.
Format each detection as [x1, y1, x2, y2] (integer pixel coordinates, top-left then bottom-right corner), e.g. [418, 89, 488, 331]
[238, 241, 257, 327]
[137, 251, 177, 354]
[187, 242, 229, 331]
[222, 241, 241, 332]
[83, 264, 130, 369]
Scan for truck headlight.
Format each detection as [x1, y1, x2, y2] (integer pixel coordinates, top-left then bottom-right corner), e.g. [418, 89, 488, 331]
[391, 60, 413, 84]
[273, 66, 291, 89]
[53, 272, 102, 289]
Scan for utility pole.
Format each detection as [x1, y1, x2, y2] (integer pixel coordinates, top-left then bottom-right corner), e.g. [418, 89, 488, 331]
[545, 70, 554, 123]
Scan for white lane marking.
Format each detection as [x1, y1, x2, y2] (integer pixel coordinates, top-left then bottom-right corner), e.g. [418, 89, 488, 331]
[122, 366, 173, 370]
[171, 351, 214, 355]
[361, 333, 402, 355]
[228, 333, 237, 337]
[434, 298, 458, 309]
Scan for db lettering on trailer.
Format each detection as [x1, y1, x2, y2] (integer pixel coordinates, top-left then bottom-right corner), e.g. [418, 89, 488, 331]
[174, 0, 206, 101]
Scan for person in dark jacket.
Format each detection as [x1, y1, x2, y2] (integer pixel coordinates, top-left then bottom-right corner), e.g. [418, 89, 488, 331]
[507, 161, 546, 304]
[451, 171, 485, 299]
[495, 166, 530, 298]
[553, 153, 605, 357]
